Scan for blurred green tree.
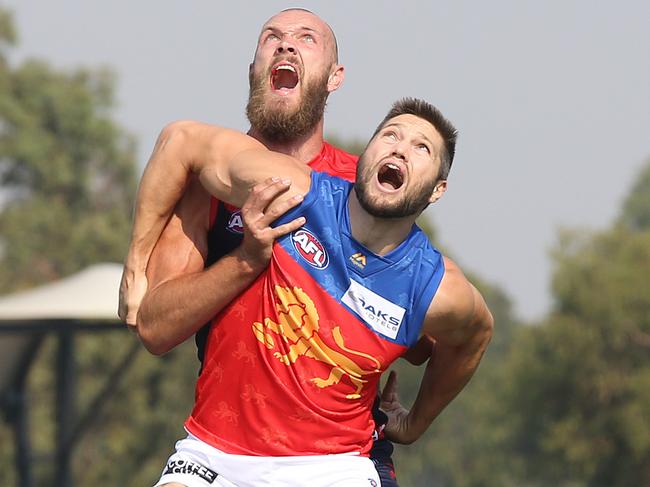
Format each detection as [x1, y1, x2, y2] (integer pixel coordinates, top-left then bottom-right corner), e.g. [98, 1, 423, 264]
[326, 134, 366, 157]
[495, 224, 650, 487]
[0, 27, 137, 291]
[0, 8, 198, 486]
[482, 159, 650, 487]
[620, 158, 650, 231]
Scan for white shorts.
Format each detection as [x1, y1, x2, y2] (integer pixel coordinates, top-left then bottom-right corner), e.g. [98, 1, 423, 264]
[154, 433, 380, 487]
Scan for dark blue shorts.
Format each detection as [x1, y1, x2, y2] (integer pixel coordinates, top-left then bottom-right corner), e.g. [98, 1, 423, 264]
[372, 458, 399, 487]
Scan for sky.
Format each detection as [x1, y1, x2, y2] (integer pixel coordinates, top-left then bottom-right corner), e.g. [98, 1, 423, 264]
[4, 1, 650, 321]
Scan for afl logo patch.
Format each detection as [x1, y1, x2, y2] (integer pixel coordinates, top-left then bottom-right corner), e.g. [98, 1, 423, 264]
[227, 210, 244, 234]
[292, 229, 329, 269]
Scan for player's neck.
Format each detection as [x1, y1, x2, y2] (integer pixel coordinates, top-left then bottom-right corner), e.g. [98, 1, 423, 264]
[248, 119, 325, 164]
[347, 192, 417, 256]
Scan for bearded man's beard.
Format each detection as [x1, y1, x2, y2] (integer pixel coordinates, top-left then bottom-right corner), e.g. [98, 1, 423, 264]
[246, 69, 330, 142]
[354, 157, 437, 219]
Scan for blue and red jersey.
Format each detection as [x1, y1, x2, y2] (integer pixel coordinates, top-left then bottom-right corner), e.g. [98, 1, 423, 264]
[186, 171, 445, 456]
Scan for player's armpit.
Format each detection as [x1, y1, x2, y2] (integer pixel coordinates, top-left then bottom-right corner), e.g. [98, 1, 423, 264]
[136, 180, 210, 354]
[422, 257, 493, 347]
[146, 177, 210, 289]
[401, 335, 435, 365]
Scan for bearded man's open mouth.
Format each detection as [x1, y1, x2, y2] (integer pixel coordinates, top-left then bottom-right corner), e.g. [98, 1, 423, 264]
[271, 64, 299, 92]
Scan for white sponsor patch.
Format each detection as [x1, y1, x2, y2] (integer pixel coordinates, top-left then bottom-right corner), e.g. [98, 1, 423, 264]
[341, 280, 405, 339]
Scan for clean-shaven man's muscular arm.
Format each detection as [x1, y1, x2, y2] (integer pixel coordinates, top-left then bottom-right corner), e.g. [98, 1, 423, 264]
[119, 121, 311, 343]
[383, 256, 494, 444]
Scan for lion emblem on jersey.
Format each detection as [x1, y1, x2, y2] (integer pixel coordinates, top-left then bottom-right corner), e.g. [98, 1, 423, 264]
[252, 286, 381, 399]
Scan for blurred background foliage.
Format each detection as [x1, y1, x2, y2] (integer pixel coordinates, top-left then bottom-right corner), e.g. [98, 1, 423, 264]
[0, 8, 648, 486]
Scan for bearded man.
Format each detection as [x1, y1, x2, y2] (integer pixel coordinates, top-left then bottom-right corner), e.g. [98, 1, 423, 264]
[120, 9, 442, 487]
